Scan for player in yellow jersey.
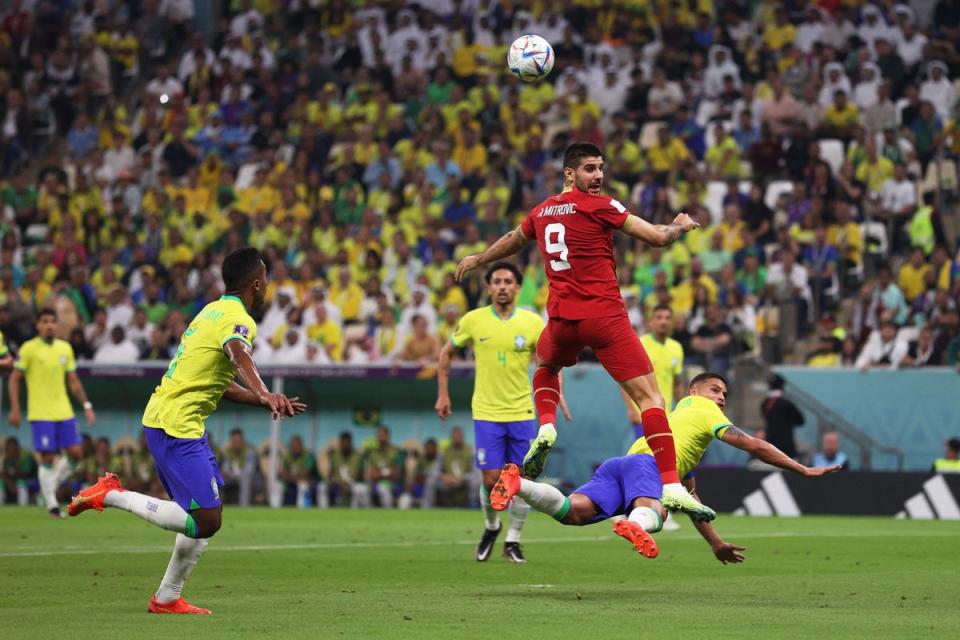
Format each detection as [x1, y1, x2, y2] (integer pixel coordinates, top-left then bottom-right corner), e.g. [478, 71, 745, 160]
[490, 372, 840, 560]
[8, 309, 96, 518]
[67, 249, 307, 615]
[436, 262, 569, 563]
[622, 304, 685, 440]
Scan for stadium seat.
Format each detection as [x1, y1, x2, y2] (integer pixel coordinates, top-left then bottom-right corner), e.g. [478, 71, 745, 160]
[639, 120, 666, 149]
[920, 159, 958, 193]
[764, 180, 793, 209]
[819, 139, 845, 174]
[705, 180, 727, 223]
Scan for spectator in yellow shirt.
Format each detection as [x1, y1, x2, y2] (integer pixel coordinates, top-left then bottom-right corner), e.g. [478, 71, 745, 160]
[827, 202, 864, 268]
[822, 89, 860, 140]
[763, 6, 797, 52]
[854, 141, 894, 193]
[705, 123, 742, 178]
[648, 126, 691, 179]
[898, 248, 932, 302]
[329, 268, 364, 323]
[307, 303, 344, 362]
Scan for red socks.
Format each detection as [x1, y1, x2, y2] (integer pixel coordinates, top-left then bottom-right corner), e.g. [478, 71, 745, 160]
[640, 407, 680, 485]
[533, 367, 560, 427]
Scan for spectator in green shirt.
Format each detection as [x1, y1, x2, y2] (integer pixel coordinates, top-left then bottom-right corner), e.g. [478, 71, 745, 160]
[364, 425, 405, 508]
[280, 435, 319, 508]
[326, 431, 367, 507]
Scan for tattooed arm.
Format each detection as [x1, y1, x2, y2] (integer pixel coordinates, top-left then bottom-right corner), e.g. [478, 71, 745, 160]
[719, 426, 841, 477]
[455, 225, 531, 281]
[621, 212, 699, 247]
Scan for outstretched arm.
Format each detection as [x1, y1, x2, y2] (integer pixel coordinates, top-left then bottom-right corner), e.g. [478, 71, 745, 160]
[621, 212, 699, 247]
[684, 475, 746, 564]
[224, 381, 306, 414]
[455, 226, 531, 281]
[719, 426, 842, 476]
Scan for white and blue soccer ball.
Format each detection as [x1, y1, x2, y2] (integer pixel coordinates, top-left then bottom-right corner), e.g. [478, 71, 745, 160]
[507, 34, 555, 82]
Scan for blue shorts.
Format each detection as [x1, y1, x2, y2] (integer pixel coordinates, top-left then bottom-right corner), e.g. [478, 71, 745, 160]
[31, 419, 80, 453]
[573, 454, 662, 523]
[473, 419, 538, 470]
[144, 426, 224, 512]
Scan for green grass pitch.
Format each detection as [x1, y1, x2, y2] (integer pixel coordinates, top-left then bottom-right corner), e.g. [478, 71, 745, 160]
[1, 508, 958, 639]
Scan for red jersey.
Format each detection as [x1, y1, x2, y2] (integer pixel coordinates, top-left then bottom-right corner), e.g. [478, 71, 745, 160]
[521, 188, 629, 320]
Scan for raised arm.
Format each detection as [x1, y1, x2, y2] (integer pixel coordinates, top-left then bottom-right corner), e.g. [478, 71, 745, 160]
[455, 226, 531, 281]
[224, 339, 297, 419]
[621, 212, 699, 247]
[719, 426, 841, 476]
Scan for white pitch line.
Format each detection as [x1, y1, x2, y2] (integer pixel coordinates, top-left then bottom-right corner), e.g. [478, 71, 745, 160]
[0, 529, 956, 559]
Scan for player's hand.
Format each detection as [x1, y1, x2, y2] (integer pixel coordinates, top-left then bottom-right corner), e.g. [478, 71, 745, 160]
[558, 394, 573, 421]
[259, 392, 295, 419]
[712, 540, 746, 564]
[803, 464, 843, 477]
[435, 394, 452, 420]
[287, 396, 308, 416]
[671, 211, 700, 232]
[8, 408, 20, 427]
[455, 255, 482, 282]
[84, 407, 97, 426]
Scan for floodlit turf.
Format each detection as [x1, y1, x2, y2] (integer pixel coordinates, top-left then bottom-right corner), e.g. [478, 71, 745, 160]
[1, 508, 958, 639]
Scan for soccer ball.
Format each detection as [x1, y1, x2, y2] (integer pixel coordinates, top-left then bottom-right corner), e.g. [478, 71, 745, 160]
[507, 34, 555, 82]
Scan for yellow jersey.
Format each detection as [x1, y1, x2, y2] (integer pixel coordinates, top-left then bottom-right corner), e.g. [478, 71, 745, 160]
[142, 296, 257, 439]
[14, 337, 77, 422]
[627, 395, 732, 479]
[0, 330, 8, 358]
[450, 306, 545, 422]
[639, 334, 684, 410]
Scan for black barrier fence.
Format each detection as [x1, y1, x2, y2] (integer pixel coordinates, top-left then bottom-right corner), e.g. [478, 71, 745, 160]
[696, 469, 960, 519]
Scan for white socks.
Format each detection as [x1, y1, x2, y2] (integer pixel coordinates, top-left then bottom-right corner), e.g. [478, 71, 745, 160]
[479, 485, 500, 531]
[155, 534, 208, 603]
[54, 456, 74, 484]
[629, 506, 663, 533]
[505, 496, 529, 543]
[37, 463, 59, 510]
[375, 481, 394, 508]
[104, 490, 195, 536]
[518, 478, 567, 517]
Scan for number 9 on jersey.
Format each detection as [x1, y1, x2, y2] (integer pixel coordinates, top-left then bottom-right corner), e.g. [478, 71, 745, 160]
[545, 222, 570, 271]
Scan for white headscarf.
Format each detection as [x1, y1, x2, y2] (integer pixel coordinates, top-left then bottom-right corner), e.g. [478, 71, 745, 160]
[854, 62, 882, 110]
[819, 62, 852, 106]
[920, 61, 956, 119]
[704, 45, 741, 99]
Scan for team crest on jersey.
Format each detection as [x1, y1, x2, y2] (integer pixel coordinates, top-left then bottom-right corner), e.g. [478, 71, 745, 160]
[514, 335, 526, 350]
[233, 324, 250, 337]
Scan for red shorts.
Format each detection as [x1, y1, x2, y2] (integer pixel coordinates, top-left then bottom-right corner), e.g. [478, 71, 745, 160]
[537, 314, 653, 382]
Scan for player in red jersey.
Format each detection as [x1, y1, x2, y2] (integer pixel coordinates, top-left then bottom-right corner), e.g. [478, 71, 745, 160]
[457, 142, 714, 520]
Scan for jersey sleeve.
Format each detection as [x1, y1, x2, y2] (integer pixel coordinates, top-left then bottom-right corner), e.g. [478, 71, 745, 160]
[450, 312, 473, 348]
[596, 197, 630, 230]
[13, 341, 29, 371]
[64, 343, 77, 373]
[520, 210, 536, 239]
[219, 312, 257, 348]
[702, 402, 734, 439]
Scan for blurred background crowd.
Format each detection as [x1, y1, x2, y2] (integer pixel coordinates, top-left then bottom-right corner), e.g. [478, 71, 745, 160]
[0, 0, 959, 504]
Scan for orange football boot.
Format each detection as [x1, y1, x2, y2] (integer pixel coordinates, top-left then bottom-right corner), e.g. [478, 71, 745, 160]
[67, 472, 124, 516]
[490, 463, 522, 511]
[148, 597, 212, 615]
[612, 519, 659, 558]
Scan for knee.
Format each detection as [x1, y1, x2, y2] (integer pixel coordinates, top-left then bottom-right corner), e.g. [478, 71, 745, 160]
[192, 509, 222, 539]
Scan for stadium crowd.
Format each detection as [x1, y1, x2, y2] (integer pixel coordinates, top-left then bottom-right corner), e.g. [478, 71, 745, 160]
[1, 1, 960, 504]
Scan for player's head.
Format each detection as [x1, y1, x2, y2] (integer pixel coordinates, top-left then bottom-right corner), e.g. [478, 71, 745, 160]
[946, 437, 960, 459]
[649, 304, 674, 338]
[37, 308, 57, 341]
[689, 372, 728, 409]
[222, 247, 267, 310]
[484, 262, 522, 307]
[563, 142, 604, 195]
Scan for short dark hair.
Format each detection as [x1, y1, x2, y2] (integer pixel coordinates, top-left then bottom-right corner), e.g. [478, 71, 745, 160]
[222, 247, 263, 291]
[38, 308, 57, 321]
[484, 261, 523, 285]
[948, 438, 960, 454]
[652, 304, 673, 315]
[690, 372, 729, 388]
[563, 142, 603, 169]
